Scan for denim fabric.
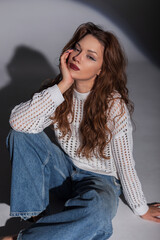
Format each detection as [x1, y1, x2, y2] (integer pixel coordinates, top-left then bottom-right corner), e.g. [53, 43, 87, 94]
[6, 130, 122, 240]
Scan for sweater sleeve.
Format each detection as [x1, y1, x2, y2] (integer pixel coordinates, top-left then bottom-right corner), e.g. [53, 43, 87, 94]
[108, 94, 149, 216]
[9, 84, 64, 133]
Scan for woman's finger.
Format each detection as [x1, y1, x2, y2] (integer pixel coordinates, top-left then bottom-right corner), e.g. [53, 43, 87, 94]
[58, 49, 74, 88]
[60, 49, 73, 67]
[61, 49, 73, 59]
[153, 208, 160, 216]
[152, 203, 160, 207]
[152, 217, 160, 223]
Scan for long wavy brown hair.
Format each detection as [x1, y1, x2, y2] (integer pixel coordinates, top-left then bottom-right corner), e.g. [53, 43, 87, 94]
[39, 22, 134, 160]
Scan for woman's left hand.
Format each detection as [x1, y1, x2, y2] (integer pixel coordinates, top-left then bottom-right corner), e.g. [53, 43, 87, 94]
[140, 203, 160, 223]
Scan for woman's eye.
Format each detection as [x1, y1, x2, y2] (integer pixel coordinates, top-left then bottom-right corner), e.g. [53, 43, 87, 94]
[74, 47, 80, 52]
[87, 55, 96, 61]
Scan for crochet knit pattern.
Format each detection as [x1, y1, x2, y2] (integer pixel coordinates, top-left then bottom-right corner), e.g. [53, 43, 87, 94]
[9, 84, 149, 216]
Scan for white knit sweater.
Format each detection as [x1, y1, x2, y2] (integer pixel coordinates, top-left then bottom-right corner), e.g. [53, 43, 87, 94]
[9, 84, 149, 216]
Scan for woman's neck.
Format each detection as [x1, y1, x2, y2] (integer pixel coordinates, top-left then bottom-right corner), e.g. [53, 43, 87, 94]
[74, 80, 94, 93]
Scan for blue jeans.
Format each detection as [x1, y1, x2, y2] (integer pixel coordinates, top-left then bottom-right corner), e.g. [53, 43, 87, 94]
[6, 129, 122, 240]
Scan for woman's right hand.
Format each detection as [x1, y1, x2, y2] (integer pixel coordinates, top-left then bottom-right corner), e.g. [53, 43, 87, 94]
[58, 49, 74, 94]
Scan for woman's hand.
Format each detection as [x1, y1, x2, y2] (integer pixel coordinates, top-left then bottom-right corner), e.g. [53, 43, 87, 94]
[58, 49, 74, 94]
[140, 203, 160, 223]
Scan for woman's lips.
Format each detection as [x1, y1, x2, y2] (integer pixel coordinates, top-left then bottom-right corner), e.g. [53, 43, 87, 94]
[69, 63, 80, 71]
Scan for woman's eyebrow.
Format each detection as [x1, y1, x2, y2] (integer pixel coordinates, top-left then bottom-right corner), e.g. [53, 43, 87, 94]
[76, 42, 98, 55]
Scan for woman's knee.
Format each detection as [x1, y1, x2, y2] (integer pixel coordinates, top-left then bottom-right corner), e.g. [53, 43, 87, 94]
[6, 130, 49, 160]
[6, 129, 47, 149]
[7, 129, 32, 144]
[7, 129, 22, 140]
[6, 129, 24, 150]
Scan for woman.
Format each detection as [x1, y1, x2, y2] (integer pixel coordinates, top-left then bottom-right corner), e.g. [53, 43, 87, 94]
[4, 22, 160, 240]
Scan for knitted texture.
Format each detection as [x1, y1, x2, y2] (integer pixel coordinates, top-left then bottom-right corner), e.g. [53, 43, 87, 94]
[9, 84, 148, 215]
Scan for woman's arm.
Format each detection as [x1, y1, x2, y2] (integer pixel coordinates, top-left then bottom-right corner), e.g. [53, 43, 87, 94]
[108, 95, 160, 221]
[9, 84, 64, 133]
[9, 49, 74, 133]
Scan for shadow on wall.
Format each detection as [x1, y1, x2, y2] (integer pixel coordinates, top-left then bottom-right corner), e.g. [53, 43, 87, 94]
[0, 46, 56, 236]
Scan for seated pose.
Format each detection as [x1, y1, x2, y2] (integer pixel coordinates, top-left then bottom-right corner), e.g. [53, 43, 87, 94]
[4, 22, 160, 240]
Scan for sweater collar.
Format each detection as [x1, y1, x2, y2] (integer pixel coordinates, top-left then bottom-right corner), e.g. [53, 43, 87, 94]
[73, 88, 91, 100]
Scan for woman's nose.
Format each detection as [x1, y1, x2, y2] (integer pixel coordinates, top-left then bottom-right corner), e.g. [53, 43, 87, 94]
[73, 52, 81, 62]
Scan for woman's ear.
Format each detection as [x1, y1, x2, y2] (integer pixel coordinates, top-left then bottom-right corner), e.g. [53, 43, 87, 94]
[97, 69, 102, 76]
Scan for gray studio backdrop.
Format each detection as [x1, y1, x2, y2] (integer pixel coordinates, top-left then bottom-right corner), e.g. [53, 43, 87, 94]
[0, 0, 160, 239]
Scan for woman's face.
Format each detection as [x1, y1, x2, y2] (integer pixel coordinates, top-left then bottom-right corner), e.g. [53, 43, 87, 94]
[67, 34, 104, 83]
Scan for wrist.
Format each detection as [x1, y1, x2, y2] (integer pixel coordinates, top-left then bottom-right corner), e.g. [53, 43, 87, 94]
[58, 80, 71, 94]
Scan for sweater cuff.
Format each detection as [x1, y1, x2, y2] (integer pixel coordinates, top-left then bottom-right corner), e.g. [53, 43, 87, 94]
[133, 204, 149, 216]
[47, 84, 64, 107]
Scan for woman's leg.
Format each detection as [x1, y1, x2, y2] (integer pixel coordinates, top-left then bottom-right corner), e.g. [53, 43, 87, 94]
[17, 168, 122, 240]
[6, 129, 73, 221]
